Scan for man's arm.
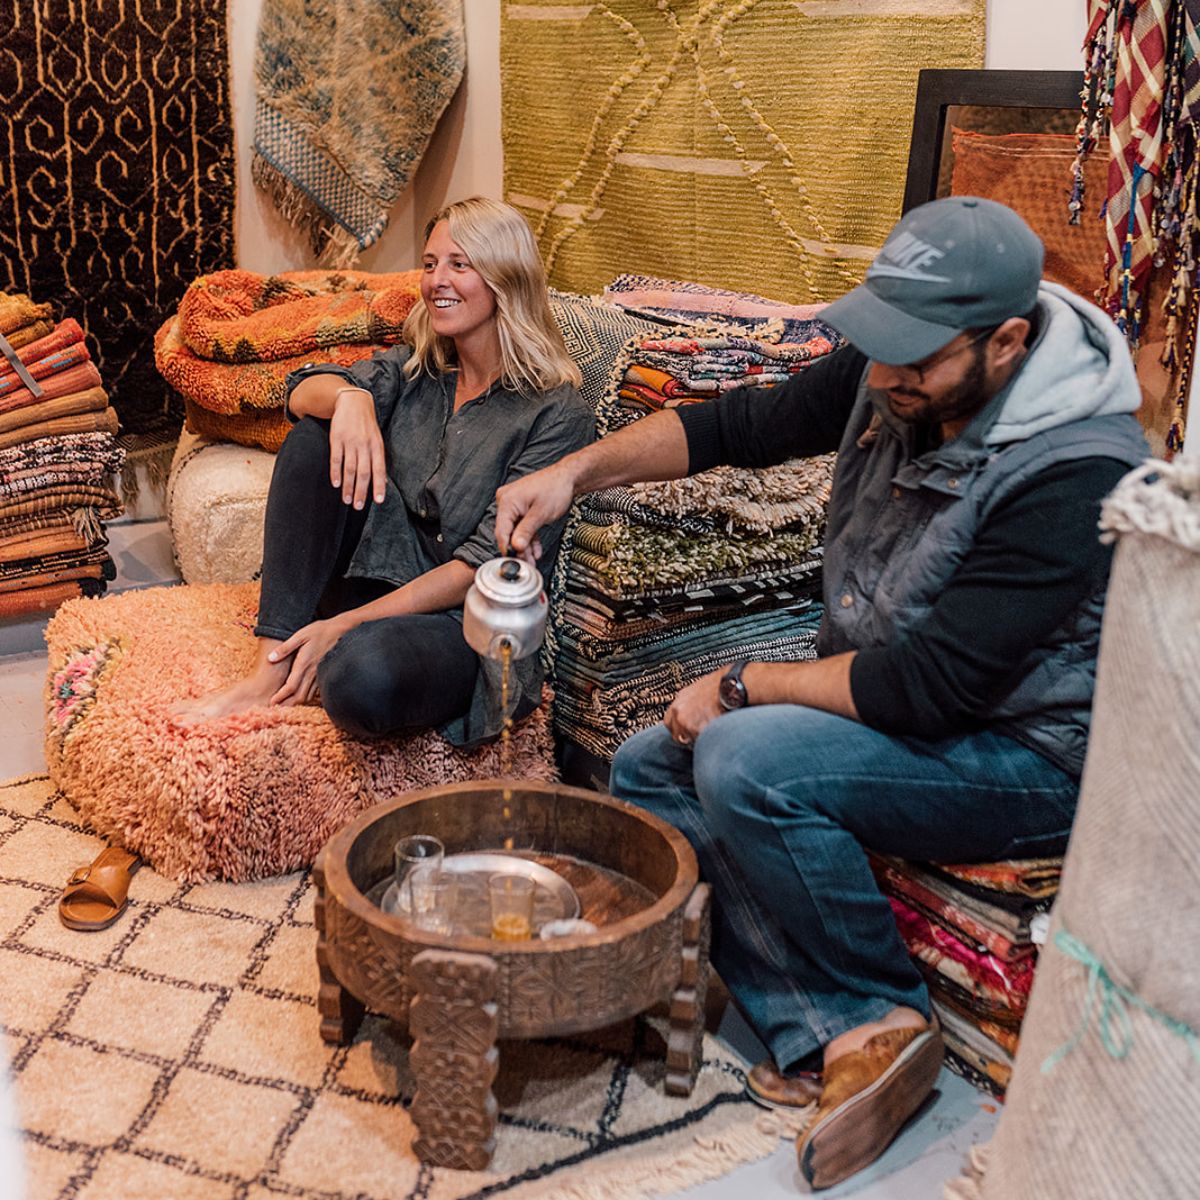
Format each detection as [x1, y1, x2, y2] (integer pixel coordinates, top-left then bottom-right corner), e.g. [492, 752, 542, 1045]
[671, 455, 1129, 746]
[664, 653, 858, 744]
[496, 343, 866, 555]
[496, 408, 690, 555]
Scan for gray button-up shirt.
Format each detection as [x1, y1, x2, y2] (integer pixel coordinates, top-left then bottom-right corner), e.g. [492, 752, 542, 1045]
[285, 345, 593, 746]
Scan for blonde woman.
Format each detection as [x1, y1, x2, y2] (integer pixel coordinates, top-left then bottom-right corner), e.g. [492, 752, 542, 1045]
[173, 198, 591, 744]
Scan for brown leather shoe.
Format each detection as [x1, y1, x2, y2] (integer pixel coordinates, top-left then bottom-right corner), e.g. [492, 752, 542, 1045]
[795, 1021, 944, 1190]
[746, 1059, 823, 1110]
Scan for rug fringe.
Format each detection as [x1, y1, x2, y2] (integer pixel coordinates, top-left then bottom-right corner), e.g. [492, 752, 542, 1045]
[943, 1142, 991, 1198]
[251, 151, 364, 268]
[116, 437, 175, 508]
[70, 505, 103, 542]
[511, 1101, 804, 1200]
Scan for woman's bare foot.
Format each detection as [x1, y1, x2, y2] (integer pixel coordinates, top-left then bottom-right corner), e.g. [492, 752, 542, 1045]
[170, 642, 292, 725]
[822, 1006, 929, 1068]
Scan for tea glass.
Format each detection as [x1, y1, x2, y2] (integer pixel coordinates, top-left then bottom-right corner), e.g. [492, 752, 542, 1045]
[394, 834, 444, 915]
[488, 873, 535, 941]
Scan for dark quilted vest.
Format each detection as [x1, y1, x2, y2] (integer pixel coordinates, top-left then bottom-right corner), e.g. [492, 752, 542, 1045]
[818, 370, 1148, 775]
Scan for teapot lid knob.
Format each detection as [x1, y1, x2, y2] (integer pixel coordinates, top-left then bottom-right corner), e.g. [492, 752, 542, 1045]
[500, 558, 522, 581]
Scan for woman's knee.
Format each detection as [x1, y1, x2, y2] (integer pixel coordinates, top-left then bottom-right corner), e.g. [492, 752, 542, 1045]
[275, 415, 331, 475]
[318, 634, 401, 739]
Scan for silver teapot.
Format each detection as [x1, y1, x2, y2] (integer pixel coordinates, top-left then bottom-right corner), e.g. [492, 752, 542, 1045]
[463, 557, 548, 661]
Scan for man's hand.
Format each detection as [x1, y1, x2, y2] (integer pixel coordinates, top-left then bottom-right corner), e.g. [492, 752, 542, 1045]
[329, 388, 387, 509]
[494, 461, 575, 558]
[664, 667, 726, 747]
[268, 616, 354, 705]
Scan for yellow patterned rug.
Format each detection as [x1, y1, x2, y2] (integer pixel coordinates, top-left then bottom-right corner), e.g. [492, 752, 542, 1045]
[0, 775, 804, 1200]
[501, 0, 985, 302]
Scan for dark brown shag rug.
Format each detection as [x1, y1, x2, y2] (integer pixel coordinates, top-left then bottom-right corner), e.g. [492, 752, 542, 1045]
[0, 2, 235, 438]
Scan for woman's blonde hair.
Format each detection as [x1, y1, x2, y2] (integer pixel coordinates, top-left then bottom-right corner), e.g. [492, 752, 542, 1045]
[404, 197, 582, 394]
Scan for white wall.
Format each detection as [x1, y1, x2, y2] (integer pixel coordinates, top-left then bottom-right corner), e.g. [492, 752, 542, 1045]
[986, 2, 1084, 71]
[231, 0, 1087, 275]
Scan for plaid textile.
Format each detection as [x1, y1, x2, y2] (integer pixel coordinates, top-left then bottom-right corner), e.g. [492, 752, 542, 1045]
[1105, 0, 1169, 337]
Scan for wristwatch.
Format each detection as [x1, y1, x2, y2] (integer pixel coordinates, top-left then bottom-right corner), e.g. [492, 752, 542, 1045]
[718, 660, 750, 711]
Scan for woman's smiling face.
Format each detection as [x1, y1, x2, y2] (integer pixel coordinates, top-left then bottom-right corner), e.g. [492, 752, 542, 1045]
[420, 219, 498, 344]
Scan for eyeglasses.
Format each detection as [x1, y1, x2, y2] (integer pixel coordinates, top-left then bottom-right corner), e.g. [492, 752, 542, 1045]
[897, 327, 999, 383]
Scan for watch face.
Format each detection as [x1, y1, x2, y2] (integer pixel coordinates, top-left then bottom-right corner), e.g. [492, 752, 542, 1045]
[719, 673, 747, 710]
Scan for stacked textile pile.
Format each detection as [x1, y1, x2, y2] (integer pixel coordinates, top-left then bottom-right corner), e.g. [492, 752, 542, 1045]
[869, 853, 1063, 1098]
[550, 280, 840, 764]
[0, 293, 122, 618]
[155, 269, 422, 452]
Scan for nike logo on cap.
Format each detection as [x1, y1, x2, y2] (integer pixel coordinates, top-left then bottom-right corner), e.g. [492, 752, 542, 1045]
[868, 230, 951, 283]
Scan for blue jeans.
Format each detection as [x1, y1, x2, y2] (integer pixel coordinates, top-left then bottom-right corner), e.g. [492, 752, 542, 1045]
[609, 707, 1078, 1072]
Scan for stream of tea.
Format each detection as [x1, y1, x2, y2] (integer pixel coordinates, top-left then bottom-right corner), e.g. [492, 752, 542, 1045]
[499, 640, 516, 852]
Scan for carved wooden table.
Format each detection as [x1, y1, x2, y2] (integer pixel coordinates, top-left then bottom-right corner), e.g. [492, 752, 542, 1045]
[313, 779, 710, 1171]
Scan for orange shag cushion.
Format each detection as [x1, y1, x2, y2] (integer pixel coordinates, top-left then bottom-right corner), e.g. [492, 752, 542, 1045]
[44, 582, 557, 882]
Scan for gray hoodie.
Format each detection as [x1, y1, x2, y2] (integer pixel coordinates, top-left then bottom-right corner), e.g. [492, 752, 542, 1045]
[819, 282, 1149, 775]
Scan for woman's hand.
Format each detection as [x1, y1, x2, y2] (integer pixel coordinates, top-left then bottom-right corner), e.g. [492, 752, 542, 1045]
[663, 667, 725, 749]
[268, 616, 354, 705]
[329, 388, 387, 509]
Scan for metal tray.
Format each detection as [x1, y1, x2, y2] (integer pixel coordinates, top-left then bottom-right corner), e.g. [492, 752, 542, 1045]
[380, 851, 580, 936]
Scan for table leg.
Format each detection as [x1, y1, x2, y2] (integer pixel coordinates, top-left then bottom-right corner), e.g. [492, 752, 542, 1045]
[666, 882, 711, 1097]
[409, 949, 500, 1170]
[313, 855, 364, 1045]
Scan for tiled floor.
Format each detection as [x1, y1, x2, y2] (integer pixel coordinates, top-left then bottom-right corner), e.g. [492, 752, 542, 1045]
[0, 510, 998, 1199]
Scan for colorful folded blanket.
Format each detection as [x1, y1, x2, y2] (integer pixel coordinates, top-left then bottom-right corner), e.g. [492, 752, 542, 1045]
[176, 268, 421, 361]
[870, 855, 1035, 963]
[0, 337, 90, 398]
[0, 319, 85, 382]
[0, 432, 123, 485]
[0, 362, 103, 414]
[0, 542, 111, 583]
[554, 620, 823, 759]
[0, 406, 118, 453]
[0, 559, 113, 594]
[0, 388, 109, 436]
[603, 274, 835, 344]
[0, 523, 98, 565]
[933, 857, 1063, 900]
[889, 895, 1035, 1019]
[571, 521, 823, 591]
[570, 556, 824, 615]
[0, 577, 106, 617]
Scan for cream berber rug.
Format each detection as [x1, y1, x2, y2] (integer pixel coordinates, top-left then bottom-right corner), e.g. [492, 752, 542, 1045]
[0, 775, 798, 1200]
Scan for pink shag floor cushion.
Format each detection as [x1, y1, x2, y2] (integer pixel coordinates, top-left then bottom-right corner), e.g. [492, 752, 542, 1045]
[44, 582, 558, 882]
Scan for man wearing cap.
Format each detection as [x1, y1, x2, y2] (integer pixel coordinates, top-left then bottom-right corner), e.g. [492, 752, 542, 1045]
[492, 198, 1148, 1188]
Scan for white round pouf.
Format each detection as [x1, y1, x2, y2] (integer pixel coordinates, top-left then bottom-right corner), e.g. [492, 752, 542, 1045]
[166, 428, 275, 584]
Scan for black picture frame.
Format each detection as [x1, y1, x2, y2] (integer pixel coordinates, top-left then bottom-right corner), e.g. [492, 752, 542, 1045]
[902, 69, 1085, 214]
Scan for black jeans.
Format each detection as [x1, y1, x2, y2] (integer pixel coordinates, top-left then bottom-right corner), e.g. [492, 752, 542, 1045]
[255, 417, 479, 738]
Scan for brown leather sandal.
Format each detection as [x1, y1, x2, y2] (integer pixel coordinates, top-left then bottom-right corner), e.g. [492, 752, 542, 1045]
[58, 846, 143, 931]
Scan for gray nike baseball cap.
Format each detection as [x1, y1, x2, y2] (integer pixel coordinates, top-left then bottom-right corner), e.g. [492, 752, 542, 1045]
[821, 196, 1044, 365]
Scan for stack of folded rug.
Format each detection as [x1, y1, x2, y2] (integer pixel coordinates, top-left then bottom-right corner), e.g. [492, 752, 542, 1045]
[0, 293, 123, 618]
[548, 280, 840, 765]
[155, 269, 422, 453]
[869, 853, 1063, 1098]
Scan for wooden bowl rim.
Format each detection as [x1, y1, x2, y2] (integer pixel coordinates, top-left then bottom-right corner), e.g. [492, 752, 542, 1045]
[320, 778, 699, 955]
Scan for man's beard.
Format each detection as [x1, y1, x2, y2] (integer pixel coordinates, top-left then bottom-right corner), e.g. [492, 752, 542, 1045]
[886, 345, 991, 427]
